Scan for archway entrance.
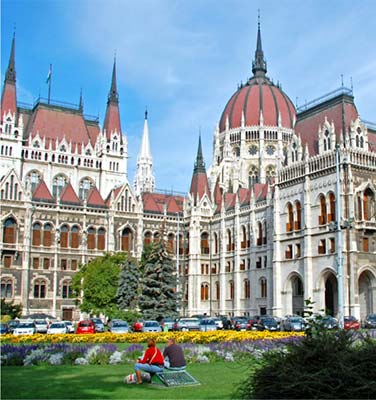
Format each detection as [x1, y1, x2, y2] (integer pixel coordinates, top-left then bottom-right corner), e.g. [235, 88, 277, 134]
[292, 276, 304, 316]
[325, 273, 338, 316]
[359, 270, 375, 320]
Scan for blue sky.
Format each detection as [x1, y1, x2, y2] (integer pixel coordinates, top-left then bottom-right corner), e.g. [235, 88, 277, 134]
[2, 0, 375, 193]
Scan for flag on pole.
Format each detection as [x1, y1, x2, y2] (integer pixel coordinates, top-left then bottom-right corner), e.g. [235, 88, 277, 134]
[46, 64, 52, 83]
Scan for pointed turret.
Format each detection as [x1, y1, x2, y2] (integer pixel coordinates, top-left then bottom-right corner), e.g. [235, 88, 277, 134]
[134, 110, 155, 196]
[103, 57, 122, 140]
[190, 134, 209, 205]
[251, 13, 267, 78]
[79, 88, 84, 112]
[1, 33, 17, 120]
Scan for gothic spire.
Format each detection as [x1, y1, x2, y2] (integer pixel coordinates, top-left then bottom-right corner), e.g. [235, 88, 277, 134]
[108, 56, 118, 104]
[5, 31, 16, 83]
[193, 133, 206, 174]
[79, 88, 83, 112]
[190, 134, 209, 204]
[252, 11, 267, 78]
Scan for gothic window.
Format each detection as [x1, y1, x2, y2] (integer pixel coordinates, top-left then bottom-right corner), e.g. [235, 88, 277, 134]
[200, 283, 209, 301]
[229, 280, 234, 300]
[43, 223, 52, 247]
[328, 193, 336, 222]
[26, 170, 42, 193]
[260, 277, 267, 298]
[263, 221, 267, 244]
[257, 222, 263, 246]
[234, 147, 240, 158]
[154, 232, 160, 243]
[285, 245, 293, 259]
[167, 233, 175, 253]
[213, 232, 219, 254]
[249, 145, 258, 155]
[33, 279, 46, 298]
[318, 239, 326, 254]
[244, 279, 250, 299]
[215, 281, 220, 300]
[324, 130, 331, 151]
[79, 177, 94, 201]
[70, 226, 80, 248]
[295, 201, 302, 230]
[62, 280, 73, 299]
[121, 227, 132, 251]
[53, 174, 68, 198]
[97, 228, 105, 250]
[201, 232, 209, 254]
[144, 231, 152, 246]
[319, 194, 327, 225]
[87, 227, 96, 249]
[248, 165, 259, 187]
[292, 276, 304, 296]
[226, 229, 233, 252]
[265, 165, 276, 183]
[1, 279, 13, 298]
[3, 217, 17, 243]
[291, 142, 298, 162]
[32, 222, 42, 246]
[241, 225, 247, 249]
[85, 149, 91, 156]
[363, 188, 375, 221]
[60, 225, 69, 248]
[266, 145, 275, 155]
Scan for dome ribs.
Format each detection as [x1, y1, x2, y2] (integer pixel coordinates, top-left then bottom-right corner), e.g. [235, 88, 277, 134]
[243, 82, 256, 126]
[228, 89, 243, 129]
[268, 84, 280, 126]
[279, 89, 294, 128]
[258, 81, 263, 124]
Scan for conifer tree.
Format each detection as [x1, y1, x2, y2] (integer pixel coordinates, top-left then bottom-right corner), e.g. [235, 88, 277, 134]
[139, 241, 179, 320]
[116, 256, 140, 310]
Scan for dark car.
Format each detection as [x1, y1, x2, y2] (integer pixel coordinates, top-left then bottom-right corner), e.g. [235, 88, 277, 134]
[0, 322, 9, 334]
[90, 318, 105, 333]
[233, 318, 251, 331]
[76, 320, 95, 334]
[319, 315, 339, 330]
[344, 316, 360, 330]
[364, 313, 376, 329]
[281, 316, 306, 331]
[257, 316, 279, 331]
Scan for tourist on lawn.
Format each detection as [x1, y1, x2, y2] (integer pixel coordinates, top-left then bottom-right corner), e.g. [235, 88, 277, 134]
[134, 338, 164, 384]
[163, 337, 186, 369]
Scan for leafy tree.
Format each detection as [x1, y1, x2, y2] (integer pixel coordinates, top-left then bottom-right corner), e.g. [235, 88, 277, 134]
[116, 255, 140, 311]
[72, 253, 127, 318]
[138, 241, 178, 320]
[1, 298, 22, 320]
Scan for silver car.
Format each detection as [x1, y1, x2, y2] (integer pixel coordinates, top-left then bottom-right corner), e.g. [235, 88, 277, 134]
[174, 318, 201, 331]
[109, 320, 130, 334]
[141, 320, 162, 332]
[199, 318, 218, 332]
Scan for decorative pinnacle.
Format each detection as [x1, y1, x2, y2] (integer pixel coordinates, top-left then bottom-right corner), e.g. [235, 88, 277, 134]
[5, 32, 16, 83]
[252, 11, 267, 78]
[108, 56, 118, 103]
[193, 133, 206, 174]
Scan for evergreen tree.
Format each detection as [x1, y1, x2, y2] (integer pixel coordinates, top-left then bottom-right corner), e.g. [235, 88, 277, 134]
[116, 255, 140, 310]
[139, 241, 179, 320]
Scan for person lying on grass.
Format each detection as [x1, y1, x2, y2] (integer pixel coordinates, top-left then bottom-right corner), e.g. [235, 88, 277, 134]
[134, 338, 164, 384]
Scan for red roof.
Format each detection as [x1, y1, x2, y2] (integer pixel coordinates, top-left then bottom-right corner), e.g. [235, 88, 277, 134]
[105, 186, 123, 206]
[1, 82, 17, 120]
[86, 122, 101, 146]
[103, 102, 121, 140]
[87, 187, 106, 207]
[32, 179, 54, 202]
[24, 104, 95, 150]
[253, 183, 268, 201]
[219, 78, 295, 131]
[238, 187, 251, 204]
[60, 183, 80, 204]
[224, 193, 236, 210]
[142, 192, 185, 214]
[190, 172, 209, 202]
[295, 94, 359, 155]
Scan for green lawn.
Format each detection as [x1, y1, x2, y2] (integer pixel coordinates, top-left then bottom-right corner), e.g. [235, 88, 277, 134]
[2, 362, 248, 399]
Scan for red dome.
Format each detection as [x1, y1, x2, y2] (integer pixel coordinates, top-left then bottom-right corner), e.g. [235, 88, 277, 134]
[219, 76, 296, 132]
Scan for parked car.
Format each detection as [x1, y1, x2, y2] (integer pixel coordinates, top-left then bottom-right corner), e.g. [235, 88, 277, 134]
[317, 315, 339, 330]
[13, 321, 36, 335]
[248, 315, 261, 330]
[141, 320, 162, 333]
[281, 316, 307, 332]
[34, 319, 48, 333]
[0, 323, 9, 334]
[133, 319, 144, 332]
[90, 318, 105, 333]
[76, 320, 95, 334]
[161, 318, 175, 331]
[173, 318, 201, 331]
[109, 320, 130, 334]
[218, 315, 232, 330]
[257, 316, 279, 331]
[344, 316, 360, 330]
[62, 320, 75, 333]
[199, 318, 218, 332]
[364, 313, 376, 329]
[8, 320, 20, 333]
[211, 317, 224, 330]
[47, 322, 67, 334]
[233, 318, 251, 331]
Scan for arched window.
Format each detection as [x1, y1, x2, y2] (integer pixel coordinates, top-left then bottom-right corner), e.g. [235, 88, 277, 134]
[363, 188, 375, 221]
[291, 142, 298, 162]
[97, 228, 105, 250]
[62, 280, 73, 298]
[248, 165, 259, 187]
[43, 223, 52, 247]
[257, 222, 263, 246]
[53, 174, 68, 198]
[25, 170, 42, 193]
[244, 279, 250, 299]
[3, 217, 16, 243]
[200, 283, 209, 301]
[328, 193, 336, 222]
[215, 281, 220, 300]
[167, 233, 175, 253]
[33, 279, 46, 298]
[60, 225, 69, 248]
[144, 231, 152, 246]
[87, 227, 96, 249]
[263, 221, 267, 244]
[227, 229, 233, 252]
[319, 194, 327, 225]
[70, 226, 80, 248]
[121, 227, 132, 251]
[265, 165, 276, 183]
[260, 278, 267, 298]
[153, 232, 160, 243]
[1, 279, 13, 298]
[32, 222, 42, 246]
[229, 281, 234, 300]
[178, 234, 183, 255]
[201, 232, 209, 254]
[286, 203, 294, 232]
[241, 226, 247, 248]
[295, 201, 302, 230]
[79, 177, 94, 201]
[324, 130, 331, 151]
[214, 232, 219, 254]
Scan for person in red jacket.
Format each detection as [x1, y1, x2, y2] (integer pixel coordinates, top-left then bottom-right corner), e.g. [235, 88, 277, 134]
[134, 338, 164, 384]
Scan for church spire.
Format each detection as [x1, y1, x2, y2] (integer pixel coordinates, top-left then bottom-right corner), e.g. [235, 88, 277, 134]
[108, 56, 119, 104]
[190, 134, 209, 204]
[5, 32, 16, 83]
[252, 11, 267, 78]
[193, 133, 206, 174]
[1, 33, 17, 120]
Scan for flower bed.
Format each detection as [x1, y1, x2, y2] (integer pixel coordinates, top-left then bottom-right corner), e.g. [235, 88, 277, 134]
[0, 330, 304, 344]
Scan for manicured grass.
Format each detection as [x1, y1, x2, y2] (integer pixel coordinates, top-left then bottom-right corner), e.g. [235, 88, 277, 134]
[2, 362, 248, 399]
